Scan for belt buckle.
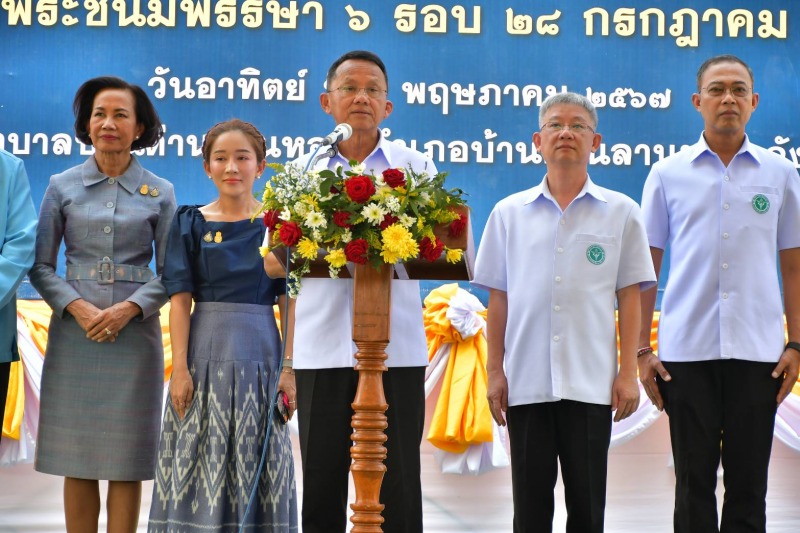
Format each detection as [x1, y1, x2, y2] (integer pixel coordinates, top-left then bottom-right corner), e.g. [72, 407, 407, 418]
[97, 257, 115, 284]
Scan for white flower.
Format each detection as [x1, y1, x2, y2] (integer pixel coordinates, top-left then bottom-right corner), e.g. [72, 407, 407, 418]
[294, 201, 309, 217]
[350, 162, 366, 175]
[305, 211, 327, 229]
[384, 196, 401, 213]
[312, 229, 322, 241]
[362, 203, 388, 225]
[419, 191, 431, 204]
[398, 213, 416, 228]
[341, 229, 353, 243]
[279, 207, 292, 221]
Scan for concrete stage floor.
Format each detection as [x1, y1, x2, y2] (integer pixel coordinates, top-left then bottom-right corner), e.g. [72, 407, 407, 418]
[2, 414, 799, 532]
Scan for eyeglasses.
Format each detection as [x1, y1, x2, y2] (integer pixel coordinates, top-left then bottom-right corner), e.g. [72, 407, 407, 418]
[327, 86, 388, 99]
[701, 84, 751, 98]
[541, 122, 595, 135]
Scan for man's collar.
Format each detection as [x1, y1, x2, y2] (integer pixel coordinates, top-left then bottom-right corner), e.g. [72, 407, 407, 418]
[523, 174, 606, 205]
[691, 132, 761, 165]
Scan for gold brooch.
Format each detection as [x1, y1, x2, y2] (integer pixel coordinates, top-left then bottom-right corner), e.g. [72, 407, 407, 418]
[203, 232, 212, 242]
[149, 187, 159, 197]
[214, 231, 222, 243]
[139, 184, 149, 195]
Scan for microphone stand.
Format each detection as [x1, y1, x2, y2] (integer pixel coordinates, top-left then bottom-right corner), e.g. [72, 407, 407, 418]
[308, 142, 340, 169]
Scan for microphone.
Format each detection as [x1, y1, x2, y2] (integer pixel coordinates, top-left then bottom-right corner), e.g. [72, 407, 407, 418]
[321, 123, 353, 146]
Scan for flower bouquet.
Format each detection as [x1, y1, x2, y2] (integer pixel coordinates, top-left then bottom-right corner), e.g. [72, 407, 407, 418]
[257, 161, 468, 297]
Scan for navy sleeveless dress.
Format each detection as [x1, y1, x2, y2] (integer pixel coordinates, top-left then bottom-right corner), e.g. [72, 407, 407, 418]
[148, 205, 298, 532]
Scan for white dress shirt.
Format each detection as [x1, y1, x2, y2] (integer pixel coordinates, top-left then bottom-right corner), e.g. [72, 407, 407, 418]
[286, 135, 437, 369]
[642, 133, 800, 363]
[472, 176, 655, 406]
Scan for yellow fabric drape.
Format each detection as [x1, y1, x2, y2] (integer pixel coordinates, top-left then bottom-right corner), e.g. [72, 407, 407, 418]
[2, 362, 23, 440]
[423, 284, 492, 454]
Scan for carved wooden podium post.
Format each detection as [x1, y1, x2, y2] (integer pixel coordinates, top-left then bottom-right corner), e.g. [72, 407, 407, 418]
[349, 262, 393, 532]
[266, 207, 473, 533]
[348, 206, 474, 532]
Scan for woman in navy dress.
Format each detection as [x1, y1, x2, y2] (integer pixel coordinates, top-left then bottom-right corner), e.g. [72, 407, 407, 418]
[148, 119, 298, 532]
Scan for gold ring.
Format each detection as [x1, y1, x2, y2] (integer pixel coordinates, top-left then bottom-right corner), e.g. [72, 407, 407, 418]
[105, 328, 112, 335]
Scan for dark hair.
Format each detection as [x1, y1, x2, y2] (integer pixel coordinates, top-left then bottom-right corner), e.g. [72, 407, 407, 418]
[201, 118, 267, 163]
[325, 50, 389, 91]
[73, 76, 163, 150]
[696, 54, 754, 92]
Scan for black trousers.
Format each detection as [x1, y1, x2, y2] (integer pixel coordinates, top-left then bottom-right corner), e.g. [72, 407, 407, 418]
[659, 360, 781, 533]
[506, 400, 612, 533]
[0, 362, 9, 443]
[295, 366, 425, 533]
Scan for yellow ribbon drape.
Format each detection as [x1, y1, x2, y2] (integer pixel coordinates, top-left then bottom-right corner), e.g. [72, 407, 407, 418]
[423, 283, 492, 454]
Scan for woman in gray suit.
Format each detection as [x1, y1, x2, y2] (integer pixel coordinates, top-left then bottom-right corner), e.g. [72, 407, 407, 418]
[30, 76, 176, 532]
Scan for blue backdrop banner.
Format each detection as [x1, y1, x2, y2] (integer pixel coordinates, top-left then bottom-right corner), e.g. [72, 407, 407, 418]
[2, 0, 798, 300]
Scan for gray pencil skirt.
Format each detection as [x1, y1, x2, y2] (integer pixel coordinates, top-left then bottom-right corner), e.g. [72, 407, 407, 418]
[35, 311, 164, 481]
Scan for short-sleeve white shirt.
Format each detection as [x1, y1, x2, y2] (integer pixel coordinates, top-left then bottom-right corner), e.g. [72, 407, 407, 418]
[642, 133, 800, 363]
[287, 135, 437, 369]
[472, 176, 656, 406]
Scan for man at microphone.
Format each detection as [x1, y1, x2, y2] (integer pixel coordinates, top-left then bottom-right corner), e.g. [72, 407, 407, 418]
[288, 50, 435, 533]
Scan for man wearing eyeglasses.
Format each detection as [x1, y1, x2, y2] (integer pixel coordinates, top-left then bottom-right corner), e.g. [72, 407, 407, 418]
[639, 54, 800, 532]
[284, 50, 436, 533]
[473, 92, 655, 532]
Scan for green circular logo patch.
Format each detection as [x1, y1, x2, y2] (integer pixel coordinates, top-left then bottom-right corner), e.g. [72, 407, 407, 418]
[752, 194, 770, 214]
[586, 244, 606, 265]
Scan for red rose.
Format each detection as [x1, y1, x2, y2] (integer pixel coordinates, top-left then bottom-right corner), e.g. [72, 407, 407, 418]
[448, 214, 467, 238]
[278, 221, 302, 247]
[345, 239, 369, 264]
[382, 168, 406, 188]
[333, 211, 353, 228]
[262, 209, 281, 231]
[379, 214, 399, 230]
[419, 236, 444, 262]
[344, 175, 376, 203]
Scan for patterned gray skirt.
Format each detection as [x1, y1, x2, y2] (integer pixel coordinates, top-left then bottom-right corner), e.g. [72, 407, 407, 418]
[35, 311, 164, 480]
[148, 301, 298, 532]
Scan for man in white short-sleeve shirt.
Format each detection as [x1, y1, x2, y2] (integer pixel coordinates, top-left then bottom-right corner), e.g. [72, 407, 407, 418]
[472, 92, 655, 532]
[638, 54, 800, 533]
[284, 50, 434, 533]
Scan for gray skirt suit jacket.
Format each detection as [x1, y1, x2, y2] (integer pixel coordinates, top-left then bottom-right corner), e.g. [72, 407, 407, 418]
[30, 156, 176, 480]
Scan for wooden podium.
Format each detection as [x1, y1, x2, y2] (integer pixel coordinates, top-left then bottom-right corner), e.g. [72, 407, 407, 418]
[266, 208, 474, 532]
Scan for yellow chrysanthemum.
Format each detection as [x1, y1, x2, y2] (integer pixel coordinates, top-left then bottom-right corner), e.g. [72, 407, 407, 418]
[258, 246, 270, 258]
[445, 248, 463, 264]
[296, 237, 319, 260]
[380, 248, 400, 264]
[381, 224, 419, 261]
[325, 248, 347, 268]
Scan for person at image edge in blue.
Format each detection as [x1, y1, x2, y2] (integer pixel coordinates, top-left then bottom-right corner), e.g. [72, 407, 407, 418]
[0, 149, 37, 448]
